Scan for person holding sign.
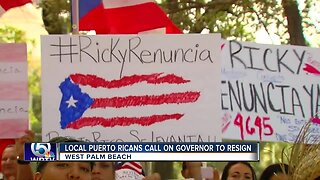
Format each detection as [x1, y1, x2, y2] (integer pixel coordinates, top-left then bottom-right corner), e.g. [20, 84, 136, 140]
[16, 130, 35, 180]
[1, 130, 34, 180]
[34, 137, 93, 180]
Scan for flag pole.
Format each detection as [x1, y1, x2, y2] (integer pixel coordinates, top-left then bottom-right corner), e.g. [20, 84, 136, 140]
[71, 0, 79, 34]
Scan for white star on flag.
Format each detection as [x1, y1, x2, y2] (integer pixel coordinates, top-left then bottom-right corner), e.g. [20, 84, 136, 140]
[66, 96, 78, 108]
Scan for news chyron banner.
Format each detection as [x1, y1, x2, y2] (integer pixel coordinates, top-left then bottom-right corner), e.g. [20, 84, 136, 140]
[24, 142, 259, 161]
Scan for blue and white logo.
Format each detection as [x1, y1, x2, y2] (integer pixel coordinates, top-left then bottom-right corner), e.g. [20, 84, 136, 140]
[24, 143, 56, 161]
[31, 143, 52, 157]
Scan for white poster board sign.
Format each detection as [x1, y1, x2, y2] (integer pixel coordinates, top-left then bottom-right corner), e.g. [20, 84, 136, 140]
[221, 40, 320, 142]
[0, 43, 29, 138]
[41, 34, 221, 142]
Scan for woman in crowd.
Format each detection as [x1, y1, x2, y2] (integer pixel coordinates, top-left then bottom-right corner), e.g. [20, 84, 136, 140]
[221, 162, 257, 180]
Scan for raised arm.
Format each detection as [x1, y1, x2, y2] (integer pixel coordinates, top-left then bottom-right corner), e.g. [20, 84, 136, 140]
[16, 130, 35, 180]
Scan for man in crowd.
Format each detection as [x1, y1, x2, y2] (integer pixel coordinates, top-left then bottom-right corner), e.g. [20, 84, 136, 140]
[1, 145, 16, 180]
[181, 162, 203, 180]
[1, 130, 34, 180]
[92, 162, 115, 180]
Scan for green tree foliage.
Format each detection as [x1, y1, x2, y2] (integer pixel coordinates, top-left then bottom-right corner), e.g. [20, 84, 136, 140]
[40, 0, 319, 46]
[41, 0, 70, 34]
[0, 26, 28, 43]
[29, 69, 42, 141]
[160, 0, 319, 46]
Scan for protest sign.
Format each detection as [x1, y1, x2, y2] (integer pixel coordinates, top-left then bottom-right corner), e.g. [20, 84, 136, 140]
[41, 34, 221, 142]
[221, 40, 320, 142]
[0, 43, 28, 138]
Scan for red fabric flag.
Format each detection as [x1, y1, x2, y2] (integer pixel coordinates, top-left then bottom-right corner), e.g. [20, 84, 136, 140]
[115, 162, 145, 179]
[0, 0, 31, 15]
[78, 0, 182, 34]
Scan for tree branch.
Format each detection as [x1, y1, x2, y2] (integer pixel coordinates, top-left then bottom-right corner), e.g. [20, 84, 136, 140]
[165, 0, 237, 14]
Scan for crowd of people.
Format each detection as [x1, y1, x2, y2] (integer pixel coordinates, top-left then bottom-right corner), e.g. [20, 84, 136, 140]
[181, 161, 289, 180]
[0, 129, 318, 180]
[0, 141, 289, 180]
[0, 131, 162, 180]
[0, 131, 285, 180]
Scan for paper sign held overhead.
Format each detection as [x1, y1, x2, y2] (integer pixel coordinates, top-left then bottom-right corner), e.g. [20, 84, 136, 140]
[221, 40, 320, 142]
[41, 34, 221, 142]
[0, 43, 29, 138]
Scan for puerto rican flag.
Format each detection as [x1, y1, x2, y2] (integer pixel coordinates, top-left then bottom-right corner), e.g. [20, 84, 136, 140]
[115, 162, 144, 180]
[78, 0, 182, 34]
[59, 73, 200, 129]
[0, 0, 32, 16]
[115, 161, 144, 175]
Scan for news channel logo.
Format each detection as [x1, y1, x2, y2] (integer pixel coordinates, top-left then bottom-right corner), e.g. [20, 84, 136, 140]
[25, 143, 56, 161]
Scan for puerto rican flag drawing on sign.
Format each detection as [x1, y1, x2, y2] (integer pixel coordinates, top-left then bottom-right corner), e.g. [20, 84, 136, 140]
[59, 73, 200, 129]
